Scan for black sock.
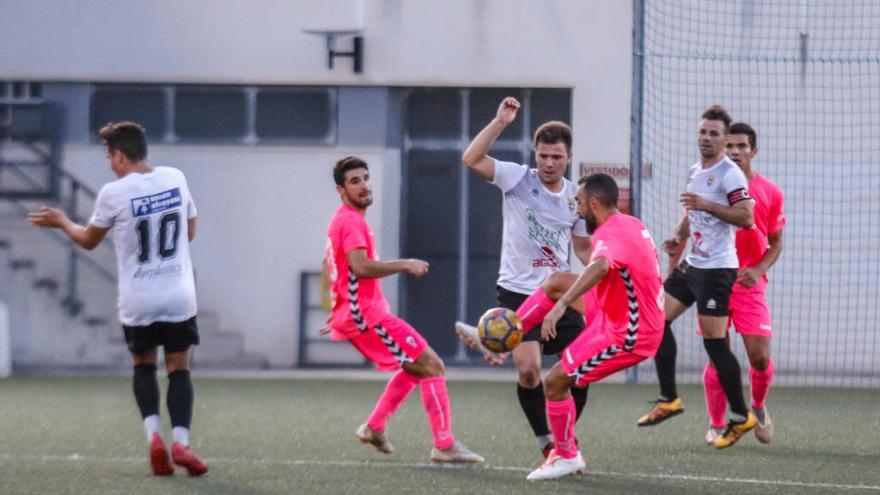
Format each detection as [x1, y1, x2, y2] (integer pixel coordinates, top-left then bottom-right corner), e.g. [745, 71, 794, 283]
[572, 385, 589, 420]
[167, 369, 194, 429]
[655, 321, 678, 401]
[132, 363, 159, 419]
[702, 338, 748, 419]
[517, 382, 550, 437]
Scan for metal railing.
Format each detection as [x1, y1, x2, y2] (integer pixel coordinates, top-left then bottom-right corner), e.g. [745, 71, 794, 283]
[0, 119, 116, 316]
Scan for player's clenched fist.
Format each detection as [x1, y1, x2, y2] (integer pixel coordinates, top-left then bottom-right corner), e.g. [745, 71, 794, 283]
[403, 259, 429, 277]
[495, 97, 521, 126]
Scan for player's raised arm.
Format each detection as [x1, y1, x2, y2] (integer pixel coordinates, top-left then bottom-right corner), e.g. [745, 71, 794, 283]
[462, 97, 520, 181]
[347, 249, 429, 279]
[28, 205, 109, 251]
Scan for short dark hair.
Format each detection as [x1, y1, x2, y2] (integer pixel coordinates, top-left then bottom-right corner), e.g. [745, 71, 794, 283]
[729, 122, 757, 149]
[578, 173, 618, 208]
[701, 104, 732, 133]
[99, 121, 147, 162]
[333, 156, 369, 185]
[533, 121, 572, 153]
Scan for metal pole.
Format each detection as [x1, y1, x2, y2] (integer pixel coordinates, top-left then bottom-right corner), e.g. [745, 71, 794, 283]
[454, 89, 470, 362]
[626, 0, 646, 385]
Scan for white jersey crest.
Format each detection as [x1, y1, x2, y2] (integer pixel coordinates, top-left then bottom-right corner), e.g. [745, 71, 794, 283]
[90, 166, 198, 325]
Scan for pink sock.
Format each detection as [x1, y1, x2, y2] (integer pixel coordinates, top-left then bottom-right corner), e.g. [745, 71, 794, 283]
[516, 287, 555, 335]
[749, 358, 774, 410]
[703, 362, 727, 428]
[546, 397, 578, 459]
[420, 377, 456, 449]
[367, 370, 420, 432]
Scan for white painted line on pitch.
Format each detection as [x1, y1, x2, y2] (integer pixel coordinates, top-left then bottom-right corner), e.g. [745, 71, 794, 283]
[1, 452, 878, 492]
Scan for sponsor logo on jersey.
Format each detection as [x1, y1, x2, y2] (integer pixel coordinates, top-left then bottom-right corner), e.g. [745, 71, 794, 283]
[131, 188, 182, 217]
[133, 261, 183, 280]
[532, 246, 560, 268]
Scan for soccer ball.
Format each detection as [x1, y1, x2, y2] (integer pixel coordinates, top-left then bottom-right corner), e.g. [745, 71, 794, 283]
[478, 307, 523, 353]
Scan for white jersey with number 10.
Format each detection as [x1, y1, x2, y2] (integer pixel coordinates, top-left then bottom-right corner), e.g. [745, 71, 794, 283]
[90, 166, 198, 326]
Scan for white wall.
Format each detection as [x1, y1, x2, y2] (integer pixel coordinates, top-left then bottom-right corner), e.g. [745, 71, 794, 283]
[0, 0, 634, 164]
[63, 145, 401, 366]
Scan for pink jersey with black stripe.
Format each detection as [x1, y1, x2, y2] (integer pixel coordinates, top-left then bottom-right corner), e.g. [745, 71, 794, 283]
[325, 204, 391, 339]
[588, 213, 665, 357]
[734, 172, 786, 293]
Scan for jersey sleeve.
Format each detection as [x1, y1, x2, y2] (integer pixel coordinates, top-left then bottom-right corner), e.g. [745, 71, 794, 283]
[767, 184, 786, 233]
[490, 159, 529, 193]
[723, 166, 751, 205]
[89, 183, 120, 228]
[181, 173, 198, 219]
[572, 218, 589, 237]
[340, 215, 370, 253]
[589, 234, 625, 270]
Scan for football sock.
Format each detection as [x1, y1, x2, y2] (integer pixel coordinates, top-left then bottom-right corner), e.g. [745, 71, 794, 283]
[167, 369, 194, 430]
[571, 384, 589, 420]
[517, 382, 551, 438]
[749, 358, 775, 410]
[420, 377, 455, 450]
[546, 397, 578, 459]
[703, 338, 748, 420]
[655, 321, 679, 401]
[143, 414, 161, 442]
[702, 362, 727, 428]
[516, 288, 555, 335]
[133, 363, 160, 417]
[367, 370, 420, 432]
[172, 426, 190, 447]
[536, 434, 554, 450]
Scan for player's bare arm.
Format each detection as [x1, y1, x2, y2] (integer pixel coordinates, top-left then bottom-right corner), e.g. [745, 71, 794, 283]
[663, 213, 690, 255]
[188, 217, 197, 242]
[28, 205, 109, 251]
[738, 228, 784, 288]
[541, 256, 610, 341]
[572, 234, 593, 265]
[679, 192, 754, 229]
[461, 97, 521, 181]
[347, 249, 429, 279]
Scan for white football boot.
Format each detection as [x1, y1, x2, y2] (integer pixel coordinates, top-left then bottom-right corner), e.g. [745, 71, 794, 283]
[527, 449, 586, 481]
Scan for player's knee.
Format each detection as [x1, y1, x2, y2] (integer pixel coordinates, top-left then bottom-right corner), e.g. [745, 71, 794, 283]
[542, 272, 567, 300]
[422, 354, 446, 377]
[543, 373, 570, 401]
[517, 366, 542, 388]
[749, 354, 770, 371]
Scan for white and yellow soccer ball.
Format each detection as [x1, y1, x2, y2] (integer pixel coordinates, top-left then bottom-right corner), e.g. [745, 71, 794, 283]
[477, 307, 524, 353]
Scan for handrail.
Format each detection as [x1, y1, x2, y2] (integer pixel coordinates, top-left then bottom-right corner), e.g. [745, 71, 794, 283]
[1, 116, 116, 317]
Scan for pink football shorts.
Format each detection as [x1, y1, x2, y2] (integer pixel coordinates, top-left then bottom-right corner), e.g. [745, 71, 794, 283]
[349, 315, 428, 371]
[561, 324, 647, 387]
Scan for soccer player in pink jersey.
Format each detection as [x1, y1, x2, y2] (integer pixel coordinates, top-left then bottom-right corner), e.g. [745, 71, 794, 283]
[323, 156, 483, 463]
[702, 122, 785, 445]
[521, 174, 665, 481]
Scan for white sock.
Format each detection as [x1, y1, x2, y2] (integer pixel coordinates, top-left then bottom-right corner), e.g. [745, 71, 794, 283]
[172, 426, 190, 447]
[143, 415, 161, 442]
[537, 434, 554, 449]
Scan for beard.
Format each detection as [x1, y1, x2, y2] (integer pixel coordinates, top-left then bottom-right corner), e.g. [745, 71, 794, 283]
[349, 192, 373, 208]
[583, 209, 599, 234]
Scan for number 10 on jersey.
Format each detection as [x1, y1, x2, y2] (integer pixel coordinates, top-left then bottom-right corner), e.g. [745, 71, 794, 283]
[136, 211, 181, 263]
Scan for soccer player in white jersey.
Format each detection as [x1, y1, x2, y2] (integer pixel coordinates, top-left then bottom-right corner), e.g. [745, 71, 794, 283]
[456, 97, 593, 458]
[636, 105, 759, 449]
[29, 122, 207, 476]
